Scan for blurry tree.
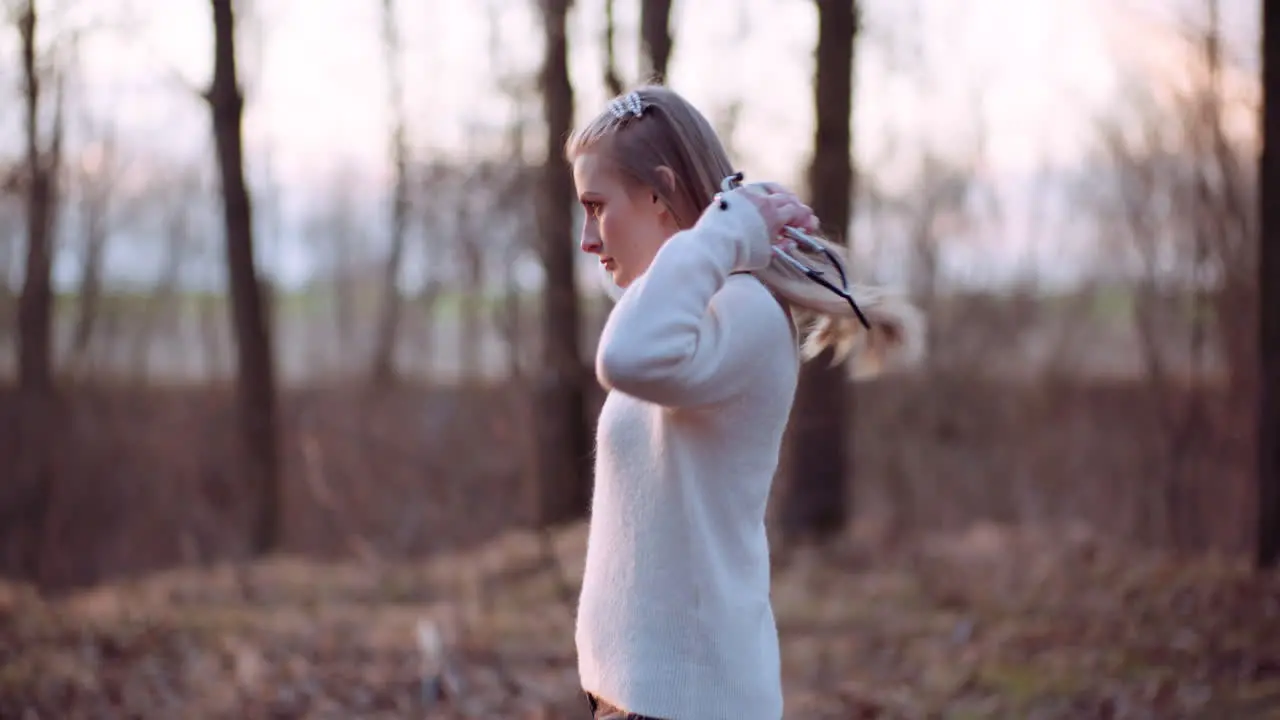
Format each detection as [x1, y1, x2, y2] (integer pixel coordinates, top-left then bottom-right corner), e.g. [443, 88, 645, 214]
[369, 0, 410, 386]
[411, 162, 454, 373]
[3, 0, 68, 585]
[15, 0, 63, 393]
[483, 0, 539, 379]
[1090, 0, 1260, 550]
[711, 4, 749, 158]
[304, 175, 360, 369]
[778, 0, 857, 545]
[1179, 0, 1232, 551]
[457, 164, 485, 384]
[872, 152, 994, 536]
[533, 0, 592, 527]
[1260, 0, 1279, 568]
[494, 171, 538, 380]
[131, 189, 196, 380]
[1100, 119, 1206, 547]
[0, 193, 17, 333]
[206, 0, 281, 555]
[905, 154, 965, 327]
[68, 123, 115, 370]
[603, 0, 623, 95]
[639, 0, 672, 83]
[1194, 3, 1251, 390]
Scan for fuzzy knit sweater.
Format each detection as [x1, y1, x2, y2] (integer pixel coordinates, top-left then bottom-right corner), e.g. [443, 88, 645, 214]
[575, 190, 800, 720]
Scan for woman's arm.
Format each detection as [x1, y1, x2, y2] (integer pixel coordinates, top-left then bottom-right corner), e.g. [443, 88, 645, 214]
[595, 191, 794, 407]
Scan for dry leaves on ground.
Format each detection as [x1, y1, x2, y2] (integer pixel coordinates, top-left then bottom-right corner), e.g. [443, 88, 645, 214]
[2, 522, 1279, 719]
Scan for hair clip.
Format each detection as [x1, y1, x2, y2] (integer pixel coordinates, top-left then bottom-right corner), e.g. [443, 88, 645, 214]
[719, 172, 871, 330]
[608, 91, 645, 120]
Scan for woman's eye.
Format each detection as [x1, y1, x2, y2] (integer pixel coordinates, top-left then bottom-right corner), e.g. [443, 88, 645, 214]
[585, 201, 603, 217]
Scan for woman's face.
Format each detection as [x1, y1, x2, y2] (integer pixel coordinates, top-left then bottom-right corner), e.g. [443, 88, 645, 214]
[572, 150, 676, 288]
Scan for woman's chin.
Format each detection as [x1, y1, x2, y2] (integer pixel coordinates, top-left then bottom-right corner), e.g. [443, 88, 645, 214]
[598, 263, 627, 301]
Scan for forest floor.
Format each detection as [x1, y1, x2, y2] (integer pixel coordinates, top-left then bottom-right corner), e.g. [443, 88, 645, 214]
[2, 521, 1279, 720]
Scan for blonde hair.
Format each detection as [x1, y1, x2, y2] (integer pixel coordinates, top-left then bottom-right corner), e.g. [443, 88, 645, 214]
[566, 84, 925, 379]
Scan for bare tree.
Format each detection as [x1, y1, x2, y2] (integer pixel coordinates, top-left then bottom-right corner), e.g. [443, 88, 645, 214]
[130, 196, 196, 381]
[0, 0, 71, 586]
[0, 194, 18, 341]
[456, 167, 486, 384]
[484, 0, 539, 381]
[312, 175, 362, 369]
[68, 124, 116, 370]
[206, 0, 281, 555]
[1099, 110, 1218, 548]
[15, 0, 63, 393]
[533, 0, 591, 527]
[711, 6, 750, 158]
[1089, 0, 1258, 550]
[778, 0, 857, 545]
[639, 0, 672, 82]
[369, 0, 411, 385]
[603, 0, 624, 95]
[1259, 0, 1279, 569]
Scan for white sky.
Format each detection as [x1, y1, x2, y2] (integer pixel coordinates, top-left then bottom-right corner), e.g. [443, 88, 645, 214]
[83, 0, 1123, 183]
[0, 0, 1261, 290]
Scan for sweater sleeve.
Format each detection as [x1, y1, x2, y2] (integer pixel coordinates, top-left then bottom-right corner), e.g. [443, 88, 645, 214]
[595, 191, 793, 407]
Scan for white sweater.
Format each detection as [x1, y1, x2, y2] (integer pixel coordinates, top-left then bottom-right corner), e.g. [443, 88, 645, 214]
[575, 192, 799, 720]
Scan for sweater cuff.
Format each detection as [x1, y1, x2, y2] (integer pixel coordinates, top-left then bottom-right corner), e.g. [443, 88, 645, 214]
[690, 188, 773, 273]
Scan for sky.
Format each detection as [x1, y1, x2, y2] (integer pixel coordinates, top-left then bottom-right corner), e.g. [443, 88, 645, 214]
[83, 0, 1121, 183]
[0, 0, 1262, 292]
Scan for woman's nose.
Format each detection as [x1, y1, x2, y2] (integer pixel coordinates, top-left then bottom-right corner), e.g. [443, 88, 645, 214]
[580, 227, 602, 254]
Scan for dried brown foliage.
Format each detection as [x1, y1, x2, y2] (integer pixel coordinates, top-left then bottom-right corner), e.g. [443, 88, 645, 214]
[1, 522, 1277, 719]
[0, 374, 1253, 593]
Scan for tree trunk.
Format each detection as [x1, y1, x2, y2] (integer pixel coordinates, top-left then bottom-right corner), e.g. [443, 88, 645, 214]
[17, 0, 57, 394]
[207, 0, 282, 556]
[7, 0, 63, 586]
[533, 0, 592, 527]
[370, 0, 410, 385]
[1259, 0, 1280, 569]
[459, 209, 485, 385]
[779, 0, 857, 546]
[603, 0, 624, 96]
[639, 0, 673, 83]
[71, 134, 112, 368]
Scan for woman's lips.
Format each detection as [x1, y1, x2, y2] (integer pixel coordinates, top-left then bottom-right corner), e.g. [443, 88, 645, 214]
[601, 257, 616, 270]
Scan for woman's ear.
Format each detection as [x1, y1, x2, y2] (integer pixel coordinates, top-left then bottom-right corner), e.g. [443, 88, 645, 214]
[654, 166, 677, 196]
[651, 166, 679, 222]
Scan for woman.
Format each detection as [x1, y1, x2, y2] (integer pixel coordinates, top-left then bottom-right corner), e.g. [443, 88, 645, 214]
[568, 85, 923, 720]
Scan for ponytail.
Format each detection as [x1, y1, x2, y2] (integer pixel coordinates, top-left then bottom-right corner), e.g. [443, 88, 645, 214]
[755, 237, 926, 380]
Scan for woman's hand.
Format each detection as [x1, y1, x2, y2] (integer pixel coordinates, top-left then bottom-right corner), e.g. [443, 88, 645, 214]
[738, 182, 821, 245]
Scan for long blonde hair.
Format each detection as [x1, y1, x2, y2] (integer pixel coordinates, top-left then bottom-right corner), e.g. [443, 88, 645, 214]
[565, 84, 925, 379]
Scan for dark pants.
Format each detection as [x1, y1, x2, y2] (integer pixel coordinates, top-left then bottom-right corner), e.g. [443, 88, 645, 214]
[585, 692, 665, 720]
